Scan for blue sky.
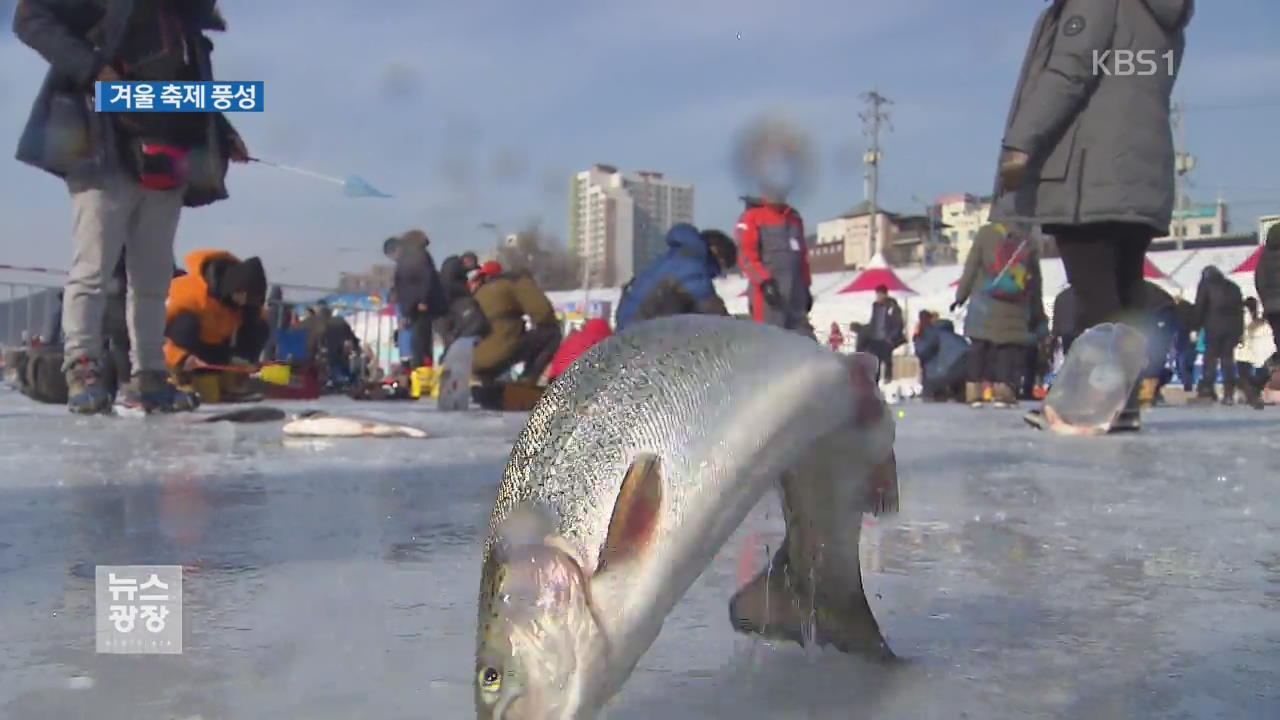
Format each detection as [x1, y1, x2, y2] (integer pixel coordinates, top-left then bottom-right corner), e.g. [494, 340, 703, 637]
[2, 0, 1278, 287]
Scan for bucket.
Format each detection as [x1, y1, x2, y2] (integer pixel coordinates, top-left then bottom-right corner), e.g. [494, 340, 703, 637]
[258, 364, 291, 385]
[191, 373, 222, 404]
[410, 366, 436, 399]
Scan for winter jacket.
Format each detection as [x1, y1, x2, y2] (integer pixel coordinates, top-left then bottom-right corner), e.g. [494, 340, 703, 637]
[990, 0, 1193, 235]
[914, 320, 969, 382]
[955, 226, 1045, 346]
[547, 318, 613, 381]
[735, 199, 812, 330]
[866, 298, 905, 345]
[615, 223, 728, 333]
[163, 249, 264, 368]
[1237, 315, 1274, 368]
[13, 0, 238, 208]
[1256, 229, 1280, 314]
[439, 254, 473, 304]
[391, 235, 446, 319]
[472, 271, 557, 374]
[435, 295, 490, 349]
[1193, 266, 1244, 340]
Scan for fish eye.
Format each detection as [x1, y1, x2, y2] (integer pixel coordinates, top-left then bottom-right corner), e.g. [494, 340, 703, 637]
[479, 666, 501, 692]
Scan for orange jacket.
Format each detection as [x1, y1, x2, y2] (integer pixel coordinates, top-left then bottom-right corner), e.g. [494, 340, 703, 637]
[163, 250, 245, 369]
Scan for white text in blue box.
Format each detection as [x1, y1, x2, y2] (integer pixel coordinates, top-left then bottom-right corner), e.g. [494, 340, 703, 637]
[95, 81, 264, 113]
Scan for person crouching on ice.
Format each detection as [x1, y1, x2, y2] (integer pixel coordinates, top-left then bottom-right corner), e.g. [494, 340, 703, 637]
[163, 251, 270, 404]
[614, 223, 737, 333]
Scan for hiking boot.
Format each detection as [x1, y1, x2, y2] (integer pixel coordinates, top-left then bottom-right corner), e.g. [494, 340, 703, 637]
[65, 356, 113, 415]
[991, 383, 1018, 409]
[965, 382, 984, 408]
[120, 371, 199, 414]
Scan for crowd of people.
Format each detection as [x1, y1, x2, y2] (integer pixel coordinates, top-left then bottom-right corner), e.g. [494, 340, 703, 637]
[10, 0, 1275, 434]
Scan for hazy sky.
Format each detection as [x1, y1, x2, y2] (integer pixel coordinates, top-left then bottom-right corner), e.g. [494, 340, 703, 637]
[2, 0, 1278, 288]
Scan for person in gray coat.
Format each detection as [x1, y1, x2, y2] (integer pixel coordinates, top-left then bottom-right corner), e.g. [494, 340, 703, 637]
[992, 0, 1193, 430]
[1255, 224, 1280, 364]
[952, 222, 1045, 408]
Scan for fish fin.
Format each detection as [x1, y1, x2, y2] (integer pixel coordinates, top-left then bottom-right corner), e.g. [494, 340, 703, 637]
[842, 353, 886, 427]
[867, 451, 899, 516]
[729, 543, 895, 660]
[845, 352, 880, 387]
[596, 452, 664, 576]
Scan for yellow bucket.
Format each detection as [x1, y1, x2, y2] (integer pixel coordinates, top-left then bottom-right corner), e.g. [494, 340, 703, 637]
[258, 364, 291, 386]
[410, 366, 437, 399]
[191, 373, 222, 404]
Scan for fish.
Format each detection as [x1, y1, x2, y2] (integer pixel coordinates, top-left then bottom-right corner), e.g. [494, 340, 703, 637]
[474, 315, 900, 719]
[280, 410, 429, 438]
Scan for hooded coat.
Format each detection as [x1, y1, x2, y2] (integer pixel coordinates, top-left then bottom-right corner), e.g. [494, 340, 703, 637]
[390, 232, 446, 319]
[1255, 226, 1280, 314]
[13, 0, 238, 207]
[1193, 266, 1244, 340]
[471, 270, 557, 374]
[163, 250, 266, 368]
[914, 319, 969, 384]
[955, 225, 1046, 346]
[615, 223, 728, 332]
[990, 0, 1194, 235]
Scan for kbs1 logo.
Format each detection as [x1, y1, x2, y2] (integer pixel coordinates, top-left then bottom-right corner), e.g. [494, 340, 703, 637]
[1092, 50, 1175, 77]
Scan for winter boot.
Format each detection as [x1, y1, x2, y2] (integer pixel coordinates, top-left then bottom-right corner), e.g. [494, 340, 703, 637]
[965, 382, 983, 408]
[64, 356, 113, 415]
[1220, 384, 1236, 407]
[991, 383, 1018, 409]
[1137, 378, 1159, 409]
[1109, 386, 1142, 433]
[120, 371, 200, 414]
[1240, 377, 1265, 410]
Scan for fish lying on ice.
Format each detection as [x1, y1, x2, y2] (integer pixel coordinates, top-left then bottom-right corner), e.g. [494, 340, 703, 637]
[281, 410, 429, 438]
[474, 315, 900, 719]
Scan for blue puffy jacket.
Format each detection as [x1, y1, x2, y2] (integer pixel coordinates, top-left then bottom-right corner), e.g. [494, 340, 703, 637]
[615, 223, 728, 332]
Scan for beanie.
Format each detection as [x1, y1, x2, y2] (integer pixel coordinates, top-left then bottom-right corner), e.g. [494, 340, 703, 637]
[223, 256, 266, 305]
[480, 261, 504, 277]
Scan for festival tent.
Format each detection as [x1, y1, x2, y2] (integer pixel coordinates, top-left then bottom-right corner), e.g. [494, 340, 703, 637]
[1230, 245, 1263, 275]
[1143, 256, 1168, 279]
[836, 253, 917, 295]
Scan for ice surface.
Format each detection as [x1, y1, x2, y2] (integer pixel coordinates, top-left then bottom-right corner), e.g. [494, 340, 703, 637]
[0, 389, 1277, 719]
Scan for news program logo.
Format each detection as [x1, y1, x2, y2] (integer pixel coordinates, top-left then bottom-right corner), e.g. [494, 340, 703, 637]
[95, 81, 264, 112]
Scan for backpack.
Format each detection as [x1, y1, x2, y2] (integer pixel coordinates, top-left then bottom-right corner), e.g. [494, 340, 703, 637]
[984, 227, 1032, 302]
[19, 347, 70, 404]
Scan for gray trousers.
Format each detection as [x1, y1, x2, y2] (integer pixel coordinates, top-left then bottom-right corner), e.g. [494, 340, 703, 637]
[62, 173, 183, 374]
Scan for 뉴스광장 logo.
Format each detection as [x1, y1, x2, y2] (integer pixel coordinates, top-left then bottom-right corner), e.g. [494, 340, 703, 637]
[95, 565, 183, 654]
[94, 81, 264, 113]
[1092, 50, 1176, 77]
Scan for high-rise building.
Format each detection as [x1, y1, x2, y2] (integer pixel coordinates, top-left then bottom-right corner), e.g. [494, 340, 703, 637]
[569, 164, 694, 287]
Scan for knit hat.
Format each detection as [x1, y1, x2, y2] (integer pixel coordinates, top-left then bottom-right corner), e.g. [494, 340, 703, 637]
[223, 256, 266, 305]
[480, 261, 504, 278]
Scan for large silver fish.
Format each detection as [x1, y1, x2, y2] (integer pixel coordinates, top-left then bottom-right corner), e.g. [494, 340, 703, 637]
[475, 315, 900, 719]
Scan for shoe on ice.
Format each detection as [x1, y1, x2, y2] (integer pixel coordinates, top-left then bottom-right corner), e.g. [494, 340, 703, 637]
[991, 383, 1018, 409]
[1108, 409, 1141, 433]
[64, 356, 113, 415]
[120, 371, 200, 414]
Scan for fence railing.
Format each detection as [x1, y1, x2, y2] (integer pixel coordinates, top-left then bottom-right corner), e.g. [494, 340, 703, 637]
[0, 280, 62, 349]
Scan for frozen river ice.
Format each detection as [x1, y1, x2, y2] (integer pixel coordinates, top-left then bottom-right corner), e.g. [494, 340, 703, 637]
[0, 389, 1277, 719]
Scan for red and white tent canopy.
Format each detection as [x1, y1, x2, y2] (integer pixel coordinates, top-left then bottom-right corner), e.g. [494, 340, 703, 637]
[837, 253, 916, 295]
[1231, 246, 1263, 274]
[1143, 256, 1168, 279]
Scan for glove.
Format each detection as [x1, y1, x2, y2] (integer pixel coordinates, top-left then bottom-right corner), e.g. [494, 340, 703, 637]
[760, 279, 783, 309]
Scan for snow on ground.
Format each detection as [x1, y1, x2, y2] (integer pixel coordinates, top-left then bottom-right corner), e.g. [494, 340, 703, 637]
[0, 388, 1277, 719]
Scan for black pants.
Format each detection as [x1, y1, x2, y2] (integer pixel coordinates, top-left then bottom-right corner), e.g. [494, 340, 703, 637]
[1052, 222, 1154, 332]
[408, 312, 435, 368]
[515, 323, 562, 382]
[865, 339, 894, 382]
[1200, 331, 1238, 390]
[967, 339, 1022, 387]
[1021, 345, 1040, 398]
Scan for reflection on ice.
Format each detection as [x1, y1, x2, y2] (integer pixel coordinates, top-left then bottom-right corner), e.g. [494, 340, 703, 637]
[0, 393, 1277, 718]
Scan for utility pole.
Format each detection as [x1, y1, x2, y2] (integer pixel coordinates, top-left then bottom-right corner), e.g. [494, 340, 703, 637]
[1171, 98, 1196, 251]
[860, 90, 892, 260]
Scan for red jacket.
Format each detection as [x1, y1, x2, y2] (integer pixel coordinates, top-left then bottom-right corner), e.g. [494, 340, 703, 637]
[547, 318, 613, 380]
[734, 201, 812, 327]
